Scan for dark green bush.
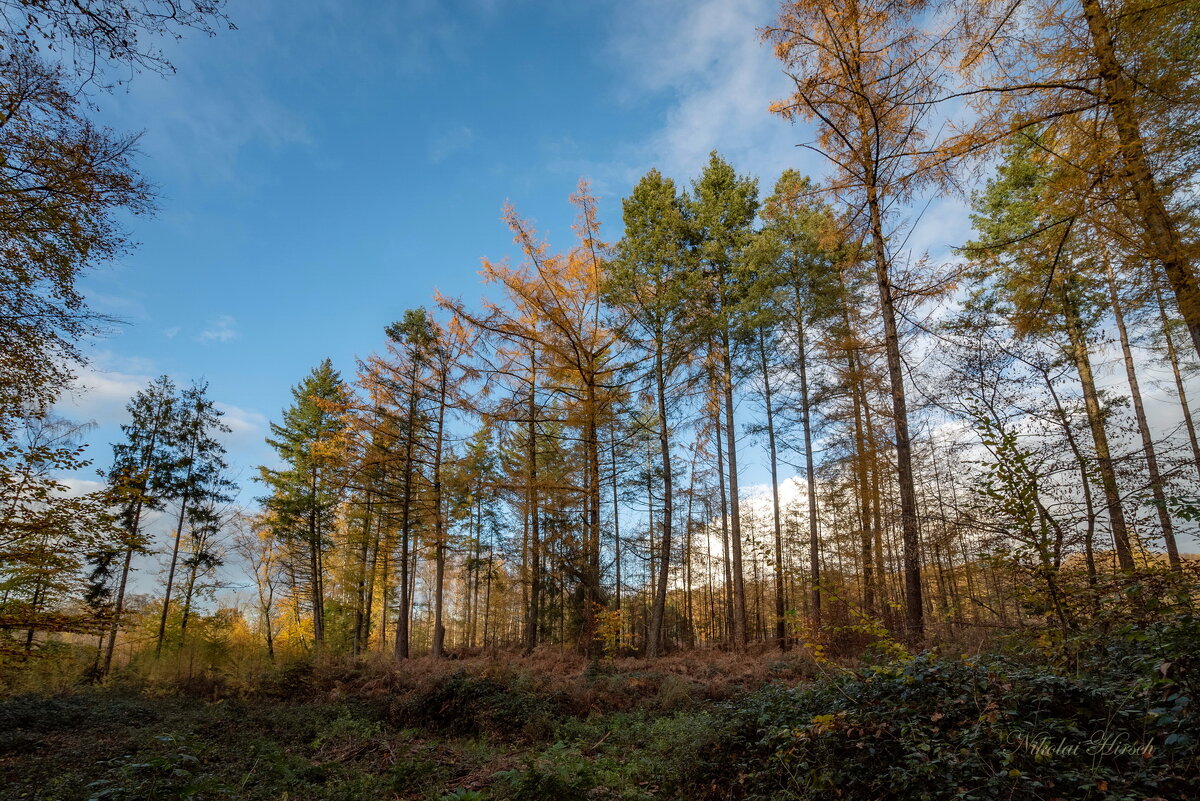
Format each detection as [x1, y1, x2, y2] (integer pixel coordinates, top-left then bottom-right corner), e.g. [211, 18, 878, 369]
[704, 616, 1200, 800]
[390, 670, 562, 741]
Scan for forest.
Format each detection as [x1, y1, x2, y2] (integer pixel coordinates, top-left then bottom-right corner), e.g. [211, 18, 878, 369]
[1, 0, 1198, 799]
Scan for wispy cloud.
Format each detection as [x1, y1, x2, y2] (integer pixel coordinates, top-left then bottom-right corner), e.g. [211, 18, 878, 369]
[601, 0, 815, 188]
[429, 125, 476, 164]
[57, 361, 151, 428]
[199, 314, 239, 343]
[215, 401, 267, 446]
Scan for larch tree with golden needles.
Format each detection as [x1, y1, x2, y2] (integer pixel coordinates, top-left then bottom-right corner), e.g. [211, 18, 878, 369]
[765, 0, 951, 638]
[442, 181, 630, 655]
[952, 0, 1200, 359]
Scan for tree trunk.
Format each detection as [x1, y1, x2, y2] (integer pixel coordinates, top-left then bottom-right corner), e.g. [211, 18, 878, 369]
[179, 563, 198, 647]
[647, 340, 674, 657]
[719, 331, 749, 648]
[1153, 277, 1200, 478]
[524, 348, 541, 654]
[849, 349, 875, 616]
[713, 395, 735, 643]
[1041, 367, 1099, 589]
[1079, 0, 1200, 359]
[395, 360, 420, 659]
[156, 472, 194, 656]
[798, 300, 823, 631]
[866, 183, 923, 639]
[1061, 278, 1136, 569]
[102, 537, 136, 675]
[757, 329, 788, 651]
[431, 367, 449, 658]
[1104, 257, 1179, 567]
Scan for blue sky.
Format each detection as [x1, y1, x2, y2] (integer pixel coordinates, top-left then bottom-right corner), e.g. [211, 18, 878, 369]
[58, 0, 855, 493]
[50, 0, 1199, 569]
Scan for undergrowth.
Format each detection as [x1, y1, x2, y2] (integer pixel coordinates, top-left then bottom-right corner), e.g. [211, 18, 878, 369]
[1, 617, 1196, 800]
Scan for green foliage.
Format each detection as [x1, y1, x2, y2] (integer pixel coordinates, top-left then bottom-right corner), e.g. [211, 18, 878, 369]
[0, 415, 121, 651]
[439, 791, 486, 801]
[85, 733, 230, 801]
[392, 670, 560, 742]
[260, 359, 353, 537]
[494, 742, 598, 801]
[705, 617, 1200, 800]
[4, 618, 1199, 800]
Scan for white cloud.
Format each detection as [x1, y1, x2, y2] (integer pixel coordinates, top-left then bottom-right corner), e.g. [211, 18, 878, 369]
[215, 401, 267, 448]
[57, 362, 151, 428]
[429, 125, 476, 164]
[199, 314, 239, 343]
[602, 0, 818, 189]
[57, 476, 107, 497]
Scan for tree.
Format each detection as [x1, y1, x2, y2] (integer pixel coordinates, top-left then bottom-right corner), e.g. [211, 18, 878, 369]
[155, 381, 233, 654]
[259, 360, 352, 647]
[99, 375, 180, 672]
[231, 512, 283, 660]
[688, 152, 758, 648]
[607, 168, 697, 657]
[765, 0, 949, 638]
[754, 169, 842, 642]
[954, 0, 1200, 358]
[442, 181, 629, 655]
[177, 501, 227, 647]
[0, 414, 117, 653]
[0, 0, 229, 427]
[0, 50, 151, 426]
[964, 134, 1137, 570]
[0, 0, 232, 84]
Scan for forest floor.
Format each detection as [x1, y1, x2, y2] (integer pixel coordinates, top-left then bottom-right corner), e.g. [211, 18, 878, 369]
[0, 648, 814, 801]
[1, 623, 1197, 801]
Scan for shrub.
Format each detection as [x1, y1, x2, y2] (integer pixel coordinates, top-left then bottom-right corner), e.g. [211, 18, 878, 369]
[390, 670, 561, 741]
[704, 616, 1200, 800]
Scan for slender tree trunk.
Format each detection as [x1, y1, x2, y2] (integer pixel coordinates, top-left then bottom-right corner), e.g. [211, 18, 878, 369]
[684, 455, 697, 648]
[866, 185, 923, 639]
[103, 532, 137, 675]
[713, 397, 735, 643]
[610, 429, 622, 634]
[308, 464, 325, 645]
[1061, 279, 1136, 569]
[582, 378, 604, 656]
[1154, 278, 1200, 478]
[757, 330, 788, 651]
[483, 521, 495, 648]
[352, 495, 373, 654]
[1104, 258, 1179, 567]
[1042, 366, 1099, 586]
[719, 331, 748, 647]
[863, 386, 892, 628]
[647, 340, 674, 657]
[179, 563, 198, 647]
[524, 349, 541, 654]
[395, 362, 420, 659]
[156, 471, 194, 656]
[797, 302, 823, 632]
[849, 350, 875, 616]
[431, 367, 449, 658]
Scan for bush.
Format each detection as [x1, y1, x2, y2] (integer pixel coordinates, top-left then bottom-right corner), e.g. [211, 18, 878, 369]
[704, 616, 1200, 800]
[390, 670, 562, 741]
